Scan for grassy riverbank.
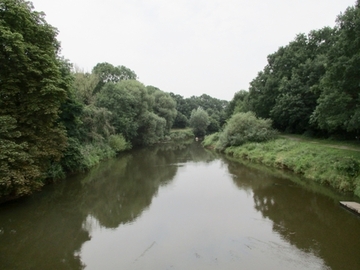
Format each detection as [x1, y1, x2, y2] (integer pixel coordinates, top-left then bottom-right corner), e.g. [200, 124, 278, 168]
[204, 135, 360, 197]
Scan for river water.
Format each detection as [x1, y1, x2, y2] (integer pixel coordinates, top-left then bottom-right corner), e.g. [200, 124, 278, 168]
[1, 142, 359, 270]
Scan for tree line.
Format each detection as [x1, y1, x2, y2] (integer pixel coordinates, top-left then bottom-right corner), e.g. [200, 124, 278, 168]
[0, 0, 228, 201]
[227, 0, 360, 139]
[3, 0, 358, 201]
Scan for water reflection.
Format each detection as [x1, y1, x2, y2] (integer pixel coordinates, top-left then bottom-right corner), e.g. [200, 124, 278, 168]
[0, 142, 213, 270]
[0, 183, 88, 270]
[80, 142, 218, 230]
[1, 142, 359, 270]
[226, 158, 360, 270]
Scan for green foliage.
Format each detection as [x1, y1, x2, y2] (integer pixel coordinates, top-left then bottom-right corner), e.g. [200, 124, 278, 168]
[73, 72, 100, 105]
[173, 112, 188, 128]
[334, 156, 360, 178]
[80, 143, 116, 169]
[96, 80, 149, 143]
[169, 129, 194, 141]
[0, 0, 68, 199]
[92, 62, 137, 93]
[226, 90, 250, 118]
[147, 86, 177, 132]
[137, 111, 166, 145]
[217, 112, 277, 150]
[46, 163, 65, 180]
[58, 59, 83, 140]
[96, 80, 172, 146]
[108, 134, 132, 153]
[189, 107, 210, 137]
[202, 132, 220, 148]
[244, 2, 360, 138]
[170, 93, 228, 130]
[0, 116, 39, 198]
[310, 4, 360, 135]
[80, 105, 115, 143]
[207, 116, 221, 133]
[247, 29, 334, 134]
[59, 138, 84, 172]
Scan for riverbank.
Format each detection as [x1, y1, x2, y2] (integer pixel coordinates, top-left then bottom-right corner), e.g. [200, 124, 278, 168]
[204, 136, 360, 197]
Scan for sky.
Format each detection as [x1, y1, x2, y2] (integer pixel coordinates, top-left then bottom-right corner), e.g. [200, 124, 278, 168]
[30, 0, 355, 101]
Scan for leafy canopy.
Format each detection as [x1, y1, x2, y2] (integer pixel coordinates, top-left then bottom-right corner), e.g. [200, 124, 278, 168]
[0, 0, 68, 198]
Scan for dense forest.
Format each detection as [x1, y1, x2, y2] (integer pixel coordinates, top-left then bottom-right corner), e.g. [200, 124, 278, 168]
[1, 0, 360, 202]
[227, 0, 360, 139]
[0, 0, 227, 201]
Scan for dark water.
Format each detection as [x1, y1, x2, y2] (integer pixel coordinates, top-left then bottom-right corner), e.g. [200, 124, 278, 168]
[1, 142, 360, 270]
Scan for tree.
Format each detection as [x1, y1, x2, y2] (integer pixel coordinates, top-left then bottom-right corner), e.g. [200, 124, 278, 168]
[189, 107, 210, 137]
[147, 86, 177, 132]
[226, 90, 250, 118]
[73, 72, 100, 105]
[96, 81, 146, 142]
[311, 2, 360, 136]
[92, 62, 137, 93]
[96, 80, 167, 145]
[247, 27, 335, 134]
[170, 93, 189, 128]
[0, 0, 68, 198]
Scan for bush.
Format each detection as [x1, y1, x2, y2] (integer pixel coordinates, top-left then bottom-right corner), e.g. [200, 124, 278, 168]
[80, 143, 116, 169]
[202, 132, 220, 148]
[216, 112, 277, 150]
[60, 137, 85, 172]
[169, 129, 194, 141]
[108, 134, 132, 152]
[46, 163, 65, 180]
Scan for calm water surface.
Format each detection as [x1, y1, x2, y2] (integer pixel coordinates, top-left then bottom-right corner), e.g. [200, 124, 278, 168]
[1, 142, 360, 269]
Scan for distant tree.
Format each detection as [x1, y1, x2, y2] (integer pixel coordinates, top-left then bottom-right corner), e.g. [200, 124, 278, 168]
[137, 111, 166, 145]
[170, 93, 228, 130]
[96, 80, 167, 145]
[173, 112, 188, 128]
[73, 72, 100, 105]
[189, 107, 210, 137]
[92, 62, 137, 93]
[226, 90, 250, 118]
[96, 80, 148, 142]
[170, 93, 189, 128]
[147, 86, 177, 132]
[0, 0, 68, 198]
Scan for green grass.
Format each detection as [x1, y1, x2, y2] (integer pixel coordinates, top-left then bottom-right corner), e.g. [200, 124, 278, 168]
[279, 134, 360, 150]
[223, 138, 360, 197]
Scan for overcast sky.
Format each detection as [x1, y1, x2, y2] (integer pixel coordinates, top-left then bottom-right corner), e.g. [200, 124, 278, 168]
[31, 0, 355, 101]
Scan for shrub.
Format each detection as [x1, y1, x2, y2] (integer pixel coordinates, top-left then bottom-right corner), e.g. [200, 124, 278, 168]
[169, 129, 194, 141]
[108, 134, 132, 153]
[216, 112, 277, 150]
[202, 132, 220, 148]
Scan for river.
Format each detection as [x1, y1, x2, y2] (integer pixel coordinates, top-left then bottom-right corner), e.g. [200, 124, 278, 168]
[1, 142, 359, 269]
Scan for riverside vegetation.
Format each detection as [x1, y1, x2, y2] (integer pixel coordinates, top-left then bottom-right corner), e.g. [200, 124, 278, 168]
[203, 0, 360, 198]
[203, 131, 360, 197]
[1, 0, 360, 202]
